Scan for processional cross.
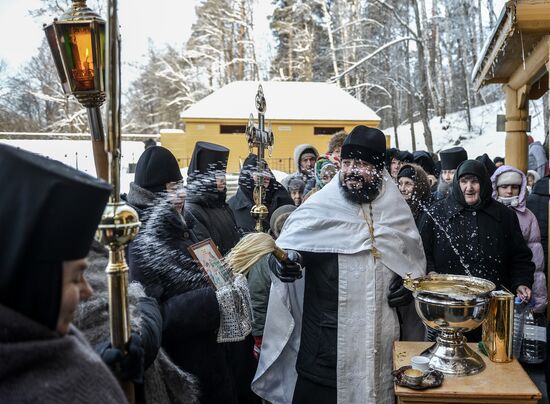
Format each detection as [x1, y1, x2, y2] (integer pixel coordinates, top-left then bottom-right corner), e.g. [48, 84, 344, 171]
[245, 85, 274, 232]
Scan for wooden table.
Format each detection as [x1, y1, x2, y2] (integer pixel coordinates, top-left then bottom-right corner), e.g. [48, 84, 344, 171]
[393, 341, 542, 404]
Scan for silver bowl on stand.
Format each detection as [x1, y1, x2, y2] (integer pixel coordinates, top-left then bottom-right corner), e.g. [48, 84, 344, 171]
[404, 273, 495, 376]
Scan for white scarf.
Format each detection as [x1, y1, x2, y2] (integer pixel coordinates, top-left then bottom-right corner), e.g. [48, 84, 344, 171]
[277, 170, 426, 278]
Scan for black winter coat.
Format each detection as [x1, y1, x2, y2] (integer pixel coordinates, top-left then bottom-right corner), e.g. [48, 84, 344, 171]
[419, 161, 534, 292]
[184, 187, 240, 255]
[128, 199, 259, 404]
[526, 176, 550, 266]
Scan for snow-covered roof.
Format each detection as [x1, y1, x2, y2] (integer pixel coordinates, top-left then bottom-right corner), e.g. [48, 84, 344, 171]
[181, 81, 380, 122]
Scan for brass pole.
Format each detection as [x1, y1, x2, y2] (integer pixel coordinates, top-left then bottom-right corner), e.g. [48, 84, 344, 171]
[96, 0, 140, 402]
[87, 107, 109, 181]
[246, 85, 272, 232]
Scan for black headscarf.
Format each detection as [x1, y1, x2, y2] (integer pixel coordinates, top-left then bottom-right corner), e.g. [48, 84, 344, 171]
[186, 142, 230, 207]
[451, 159, 492, 210]
[238, 154, 280, 205]
[0, 144, 111, 331]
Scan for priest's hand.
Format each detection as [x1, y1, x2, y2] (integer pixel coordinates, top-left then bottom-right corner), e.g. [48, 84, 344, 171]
[387, 276, 413, 308]
[270, 249, 303, 282]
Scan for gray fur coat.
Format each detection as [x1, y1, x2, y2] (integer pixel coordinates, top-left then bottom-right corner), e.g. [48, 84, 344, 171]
[0, 304, 127, 403]
[75, 241, 200, 404]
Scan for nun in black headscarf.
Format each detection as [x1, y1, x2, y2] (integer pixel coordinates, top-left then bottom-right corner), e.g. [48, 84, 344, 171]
[419, 160, 534, 341]
[184, 141, 240, 254]
[0, 144, 127, 403]
[228, 154, 293, 233]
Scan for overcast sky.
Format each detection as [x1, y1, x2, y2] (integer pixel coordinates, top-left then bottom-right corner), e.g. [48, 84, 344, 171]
[0, 0, 506, 87]
[0, 0, 274, 88]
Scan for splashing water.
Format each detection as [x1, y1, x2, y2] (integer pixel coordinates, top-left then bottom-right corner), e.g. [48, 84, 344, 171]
[424, 209, 474, 278]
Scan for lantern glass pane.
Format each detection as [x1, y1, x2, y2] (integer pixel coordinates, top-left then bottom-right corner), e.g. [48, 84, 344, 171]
[44, 24, 70, 93]
[59, 24, 95, 91]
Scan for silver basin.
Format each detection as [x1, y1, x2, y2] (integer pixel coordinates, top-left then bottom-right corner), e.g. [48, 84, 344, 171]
[404, 273, 496, 376]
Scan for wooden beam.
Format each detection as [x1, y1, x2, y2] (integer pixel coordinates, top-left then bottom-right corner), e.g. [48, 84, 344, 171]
[517, 1, 550, 32]
[528, 73, 549, 99]
[472, 10, 515, 91]
[517, 84, 531, 109]
[508, 35, 550, 90]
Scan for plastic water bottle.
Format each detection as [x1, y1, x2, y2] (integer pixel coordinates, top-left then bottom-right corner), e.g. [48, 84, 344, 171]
[520, 301, 547, 364]
[513, 297, 525, 359]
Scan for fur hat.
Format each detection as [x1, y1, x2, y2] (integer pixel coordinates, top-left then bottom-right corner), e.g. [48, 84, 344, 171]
[496, 171, 523, 187]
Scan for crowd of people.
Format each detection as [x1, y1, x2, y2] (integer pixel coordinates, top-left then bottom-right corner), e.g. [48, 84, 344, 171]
[1, 125, 549, 404]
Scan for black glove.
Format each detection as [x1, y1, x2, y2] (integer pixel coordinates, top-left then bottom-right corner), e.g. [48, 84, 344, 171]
[387, 276, 413, 308]
[96, 332, 145, 383]
[270, 250, 303, 282]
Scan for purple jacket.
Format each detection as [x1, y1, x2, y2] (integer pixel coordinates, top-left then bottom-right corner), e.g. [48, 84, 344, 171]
[491, 165, 547, 312]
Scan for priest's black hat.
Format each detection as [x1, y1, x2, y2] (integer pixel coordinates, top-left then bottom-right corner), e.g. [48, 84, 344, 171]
[413, 150, 436, 176]
[0, 144, 111, 330]
[341, 125, 386, 168]
[134, 146, 182, 193]
[440, 147, 467, 170]
[188, 141, 230, 174]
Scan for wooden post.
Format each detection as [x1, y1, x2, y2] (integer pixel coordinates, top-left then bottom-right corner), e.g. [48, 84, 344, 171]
[504, 85, 529, 172]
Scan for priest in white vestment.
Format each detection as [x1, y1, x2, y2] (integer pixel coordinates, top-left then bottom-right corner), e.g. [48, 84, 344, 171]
[251, 126, 426, 404]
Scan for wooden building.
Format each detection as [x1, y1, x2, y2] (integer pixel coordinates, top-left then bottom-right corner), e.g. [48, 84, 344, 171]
[472, 0, 550, 172]
[161, 81, 381, 173]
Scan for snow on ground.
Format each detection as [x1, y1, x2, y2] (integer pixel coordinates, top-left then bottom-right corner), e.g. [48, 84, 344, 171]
[386, 98, 547, 159]
[4, 97, 546, 194]
[0, 139, 145, 194]
[0, 138, 289, 194]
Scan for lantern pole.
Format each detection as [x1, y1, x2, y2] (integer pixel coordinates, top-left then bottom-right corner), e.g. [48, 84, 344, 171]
[44, 1, 139, 401]
[96, 0, 140, 402]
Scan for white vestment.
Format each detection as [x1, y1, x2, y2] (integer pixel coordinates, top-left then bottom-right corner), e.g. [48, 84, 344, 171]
[252, 171, 426, 404]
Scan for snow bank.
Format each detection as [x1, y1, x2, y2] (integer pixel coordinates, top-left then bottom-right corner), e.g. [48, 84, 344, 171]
[385, 98, 547, 158]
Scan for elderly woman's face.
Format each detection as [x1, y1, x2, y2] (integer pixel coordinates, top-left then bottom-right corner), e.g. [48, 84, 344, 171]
[398, 177, 415, 200]
[459, 175, 481, 205]
[290, 189, 303, 206]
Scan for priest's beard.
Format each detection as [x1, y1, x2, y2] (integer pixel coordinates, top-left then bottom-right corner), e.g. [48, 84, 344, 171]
[339, 171, 382, 204]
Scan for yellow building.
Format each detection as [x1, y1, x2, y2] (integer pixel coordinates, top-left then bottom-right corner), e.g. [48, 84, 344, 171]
[161, 81, 381, 173]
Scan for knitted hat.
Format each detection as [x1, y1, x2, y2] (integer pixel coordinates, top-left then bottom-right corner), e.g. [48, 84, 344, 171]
[341, 125, 386, 168]
[269, 205, 296, 238]
[300, 148, 317, 161]
[397, 165, 417, 181]
[134, 146, 182, 193]
[440, 147, 468, 170]
[287, 176, 306, 192]
[496, 171, 523, 187]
